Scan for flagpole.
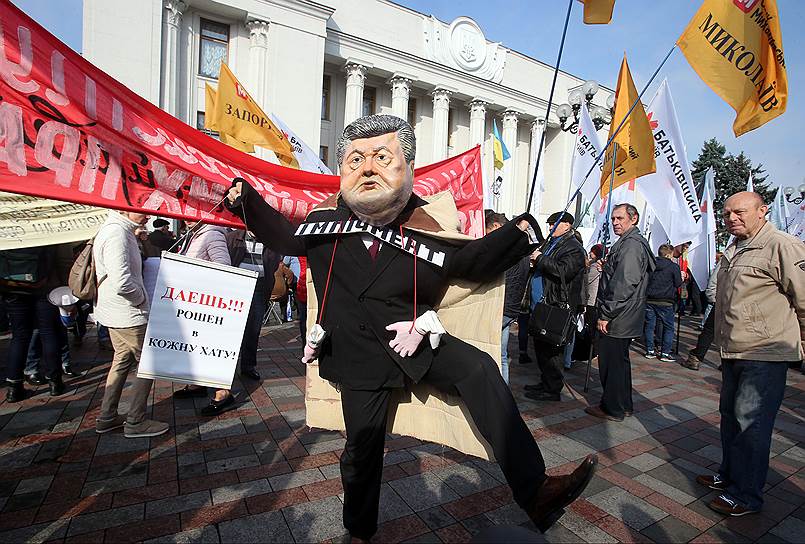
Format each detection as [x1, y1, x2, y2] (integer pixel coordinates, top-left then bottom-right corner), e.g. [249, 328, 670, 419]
[525, 0, 574, 214]
[601, 144, 618, 251]
[584, 141, 619, 393]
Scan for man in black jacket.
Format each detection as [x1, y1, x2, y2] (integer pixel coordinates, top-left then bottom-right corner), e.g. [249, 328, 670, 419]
[147, 218, 175, 253]
[524, 212, 585, 401]
[643, 244, 682, 361]
[225, 115, 596, 542]
[486, 212, 529, 384]
[587, 204, 655, 421]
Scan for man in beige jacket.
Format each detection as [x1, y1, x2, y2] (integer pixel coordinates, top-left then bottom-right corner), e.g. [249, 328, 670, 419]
[697, 192, 805, 517]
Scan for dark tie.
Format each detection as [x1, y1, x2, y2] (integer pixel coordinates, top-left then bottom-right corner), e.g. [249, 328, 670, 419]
[368, 238, 381, 260]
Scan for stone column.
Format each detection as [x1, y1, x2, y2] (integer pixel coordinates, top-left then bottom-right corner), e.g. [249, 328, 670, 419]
[344, 62, 368, 126]
[528, 118, 546, 215]
[500, 110, 519, 215]
[246, 19, 270, 107]
[389, 75, 412, 120]
[468, 99, 488, 147]
[431, 87, 452, 161]
[160, 0, 186, 116]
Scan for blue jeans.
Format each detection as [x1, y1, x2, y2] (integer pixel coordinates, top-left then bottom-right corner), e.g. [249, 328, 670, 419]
[644, 303, 674, 354]
[500, 316, 516, 384]
[26, 328, 72, 376]
[3, 293, 63, 382]
[718, 360, 788, 510]
[563, 331, 576, 369]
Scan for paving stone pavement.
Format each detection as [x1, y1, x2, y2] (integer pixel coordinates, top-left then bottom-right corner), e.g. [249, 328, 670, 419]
[0, 317, 803, 543]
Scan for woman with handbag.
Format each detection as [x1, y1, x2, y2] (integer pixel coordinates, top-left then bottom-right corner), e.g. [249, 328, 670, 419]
[523, 212, 586, 402]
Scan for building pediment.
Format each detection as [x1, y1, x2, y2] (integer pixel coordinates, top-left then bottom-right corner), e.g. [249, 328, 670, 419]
[423, 16, 506, 84]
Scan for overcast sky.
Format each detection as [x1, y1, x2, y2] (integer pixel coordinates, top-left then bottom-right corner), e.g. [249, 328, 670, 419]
[12, 0, 804, 191]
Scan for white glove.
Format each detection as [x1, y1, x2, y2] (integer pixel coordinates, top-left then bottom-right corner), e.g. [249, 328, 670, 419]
[413, 310, 446, 349]
[301, 324, 327, 364]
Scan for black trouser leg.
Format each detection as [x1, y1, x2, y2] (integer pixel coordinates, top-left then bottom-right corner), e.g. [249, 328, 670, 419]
[598, 335, 632, 418]
[423, 335, 547, 509]
[340, 387, 392, 540]
[533, 338, 565, 394]
[517, 312, 530, 354]
[691, 310, 715, 360]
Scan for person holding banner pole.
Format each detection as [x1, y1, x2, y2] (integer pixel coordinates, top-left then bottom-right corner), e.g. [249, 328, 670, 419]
[93, 210, 169, 438]
[172, 221, 238, 417]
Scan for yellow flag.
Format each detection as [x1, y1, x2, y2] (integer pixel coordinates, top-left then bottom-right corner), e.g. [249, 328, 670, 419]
[677, 0, 787, 136]
[204, 84, 255, 153]
[581, 0, 616, 24]
[212, 64, 298, 168]
[600, 55, 655, 196]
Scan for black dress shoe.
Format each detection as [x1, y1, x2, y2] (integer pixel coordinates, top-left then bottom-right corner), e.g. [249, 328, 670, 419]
[524, 383, 546, 392]
[527, 454, 598, 532]
[173, 385, 208, 399]
[525, 390, 561, 402]
[61, 366, 84, 378]
[241, 369, 261, 381]
[6, 382, 27, 403]
[200, 394, 235, 417]
[48, 375, 66, 396]
[25, 374, 46, 386]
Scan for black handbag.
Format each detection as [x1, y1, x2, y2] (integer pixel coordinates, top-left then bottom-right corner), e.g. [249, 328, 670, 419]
[528, 263, 577, 347]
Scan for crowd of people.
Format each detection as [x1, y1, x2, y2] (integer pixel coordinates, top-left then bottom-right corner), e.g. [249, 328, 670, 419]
[0, 209, 305, 437]
[492, 190, 804, 519]
[1, 114, 803, 537]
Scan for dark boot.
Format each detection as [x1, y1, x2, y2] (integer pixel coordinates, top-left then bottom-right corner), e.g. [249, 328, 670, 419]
[6, 381, 27, 403]
[48, 375, 66, 396]
[526, 454, 598, 532]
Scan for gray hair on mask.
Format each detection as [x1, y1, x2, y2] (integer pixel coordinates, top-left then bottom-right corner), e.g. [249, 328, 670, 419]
[336, 114, 416, 166]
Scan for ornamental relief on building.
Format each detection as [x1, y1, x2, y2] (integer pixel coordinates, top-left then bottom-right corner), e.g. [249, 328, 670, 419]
[423, 16, 506, 83]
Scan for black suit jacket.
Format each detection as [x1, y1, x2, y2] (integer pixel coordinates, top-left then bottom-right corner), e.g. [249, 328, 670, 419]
[227, 181, 538, 389]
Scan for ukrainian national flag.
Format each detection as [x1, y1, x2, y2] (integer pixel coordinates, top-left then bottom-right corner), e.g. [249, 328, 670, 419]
[492, 120, 510, 170]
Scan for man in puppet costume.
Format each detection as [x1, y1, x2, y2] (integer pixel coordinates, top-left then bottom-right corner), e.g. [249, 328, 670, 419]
[226, 115, 596, 541]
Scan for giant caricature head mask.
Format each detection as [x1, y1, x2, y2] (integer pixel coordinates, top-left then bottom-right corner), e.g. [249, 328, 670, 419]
[337, 115, 416, 226]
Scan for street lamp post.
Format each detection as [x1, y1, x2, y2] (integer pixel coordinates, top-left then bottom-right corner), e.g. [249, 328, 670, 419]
[556, 80, 614, 133]
[783, 183, 805, 206]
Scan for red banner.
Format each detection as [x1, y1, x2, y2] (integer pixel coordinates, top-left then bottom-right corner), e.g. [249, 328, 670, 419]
[0, 1, 485, 238]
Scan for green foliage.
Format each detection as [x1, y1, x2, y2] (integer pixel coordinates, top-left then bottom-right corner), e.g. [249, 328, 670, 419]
[690, 138, 775, 247]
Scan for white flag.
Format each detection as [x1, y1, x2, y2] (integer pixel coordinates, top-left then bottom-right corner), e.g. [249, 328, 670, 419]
[570, 103, 603, 228]
[687, 168, 717, 289]
[790, 200, 805, 241]
[586, 181, 635, 249]
[638, 80, 702, 246]
[746, 172, 754, 192]
[268, 113, 332, 175]
[769, 185, 793, 233]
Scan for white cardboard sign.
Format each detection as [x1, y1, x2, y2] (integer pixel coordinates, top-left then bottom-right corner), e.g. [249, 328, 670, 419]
[137, 252, 258, 389]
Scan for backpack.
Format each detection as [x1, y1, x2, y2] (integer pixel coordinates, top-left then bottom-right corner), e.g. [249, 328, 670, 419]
[0, 247, 48, 291]
[68, 238, 105, 301]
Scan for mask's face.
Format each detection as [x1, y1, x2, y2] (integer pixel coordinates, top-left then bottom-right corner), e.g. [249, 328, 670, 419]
[340, 132, 413, 226]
